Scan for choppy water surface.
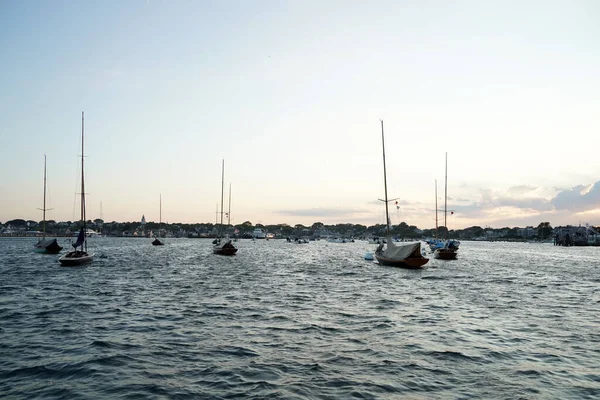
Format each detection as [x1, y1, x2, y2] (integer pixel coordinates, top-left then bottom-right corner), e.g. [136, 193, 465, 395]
[1, 238, 599, 399]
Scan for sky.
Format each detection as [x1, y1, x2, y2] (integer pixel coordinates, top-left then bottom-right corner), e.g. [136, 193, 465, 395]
[1, 0, 599, 229]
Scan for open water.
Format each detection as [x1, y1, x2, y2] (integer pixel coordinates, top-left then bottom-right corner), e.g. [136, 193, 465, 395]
[1, 237, 599, 399]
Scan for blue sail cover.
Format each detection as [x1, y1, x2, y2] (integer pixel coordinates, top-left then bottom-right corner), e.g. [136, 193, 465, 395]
[73, 228, 85, 248]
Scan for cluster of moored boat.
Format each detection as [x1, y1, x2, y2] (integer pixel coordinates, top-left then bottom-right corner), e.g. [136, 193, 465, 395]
[35, 118, 459, 268]
[33, 113, 95, 266]
[367, 121, 459, 268]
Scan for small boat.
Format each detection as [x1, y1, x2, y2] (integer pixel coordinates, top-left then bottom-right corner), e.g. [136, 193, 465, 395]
[375, 241, 429, 268]
[367, 236, 385, 245]
[327, 237, 353, 243]
[152, 194, 164, 246]
[59, 112, 94, 266]
[213, 237, 238, 255]
[427, 238, 446, 252]
[34, 238, 63, 254]
[72, 229, 103, 238]
[433, 243, 459, 260]
[373, 120, 428, 269]
[213, 160, 237, 256]
[33, 155, 63, 254]
[433, 153, 458, 260]
[252, 228, 267, 239]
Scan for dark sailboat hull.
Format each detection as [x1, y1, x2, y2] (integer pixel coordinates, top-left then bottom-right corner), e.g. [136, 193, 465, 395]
[34, 238, 63, 254]
[433, 248, 458, 260]
[375, 253, 429, 269]
[213, 246, 238, 256]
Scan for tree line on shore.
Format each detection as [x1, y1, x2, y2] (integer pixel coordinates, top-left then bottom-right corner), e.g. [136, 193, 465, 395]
[2, 218, 591, 240]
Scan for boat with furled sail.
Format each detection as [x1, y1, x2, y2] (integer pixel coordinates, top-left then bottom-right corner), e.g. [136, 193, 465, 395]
[213, 159, 237, 256]
[33, 154, 63, 254]
[434, 152, 459, 260]
[374, 120, 428, 269]
[152, 194, 164, 246]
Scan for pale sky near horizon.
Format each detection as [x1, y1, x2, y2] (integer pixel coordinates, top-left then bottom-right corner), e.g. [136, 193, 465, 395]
[1, 0, 599, 229]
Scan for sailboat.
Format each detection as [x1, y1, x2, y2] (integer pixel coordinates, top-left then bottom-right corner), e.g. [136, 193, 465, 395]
[428, 179, 445, 252]
[59, 112, 94, 266]
[33, 155, 63, 254]
[213, 159, 237, 255]
[433, 152, 459, 260]
[374, 120, 428, 268]
[152, 194, 164, 246]
[227, 183, 239, 242]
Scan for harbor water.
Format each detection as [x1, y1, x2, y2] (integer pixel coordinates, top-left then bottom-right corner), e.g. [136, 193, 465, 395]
[1, 238, 599, 399]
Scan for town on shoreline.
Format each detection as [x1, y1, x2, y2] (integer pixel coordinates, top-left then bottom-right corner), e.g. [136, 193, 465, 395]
[2, 218, 599, 246]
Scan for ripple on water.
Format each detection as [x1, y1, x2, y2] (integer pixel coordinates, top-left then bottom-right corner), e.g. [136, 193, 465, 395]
[1, 238, 600, 398]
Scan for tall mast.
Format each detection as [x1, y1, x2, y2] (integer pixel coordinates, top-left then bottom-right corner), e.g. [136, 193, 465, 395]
[227, 183, 231, 226]
[42, 155, 47, 238]
[435, 179, 438, 239]
[81, 111, 87, 250]
[444, 152, 447, 240]
[38, 155, 54, 240]
[381, 120, 390, 237]
[220, 159, 224, 233]
[159, 194, 162, 225]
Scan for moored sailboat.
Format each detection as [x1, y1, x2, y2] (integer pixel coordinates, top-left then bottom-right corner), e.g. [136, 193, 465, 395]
[59, 112, 94, 266]
[152, 194, 164, 246]
[34, 155, 63, 254]
[213, 159, 237, 256]
[374, 120, 428, 269]
[427, 179, 446, 252]
[434, 152, 459, 260]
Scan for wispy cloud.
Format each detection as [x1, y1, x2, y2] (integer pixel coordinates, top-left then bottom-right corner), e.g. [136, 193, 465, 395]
[507, 185, 538, 195]
[276, 207, 372, 218]
[366, 199, 413, 206]
[495, 196, 553, 211]
[437, 181, 600, 227]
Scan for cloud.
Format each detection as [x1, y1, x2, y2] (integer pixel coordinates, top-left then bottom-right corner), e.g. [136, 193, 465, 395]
[495, 196, 553, 211]
[367, 199, 413, 206]
[442, 186, 553, 221]
[479, 188, 495, 204]
[276, 207, 371, 218]
[551, 181, 600, 212]
[507, 185, 538, 195]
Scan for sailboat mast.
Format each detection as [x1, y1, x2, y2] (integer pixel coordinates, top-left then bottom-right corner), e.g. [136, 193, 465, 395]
[380, 120, 390, 237]
[159, 194, 162, 225]
[81, 111, 87, 250]
[220, 159, 224, 230]
[42, 154, 47, 239]
[444, 152, 447, 240]
[435, 179, 438, 239]
[227, 183, 231, 226]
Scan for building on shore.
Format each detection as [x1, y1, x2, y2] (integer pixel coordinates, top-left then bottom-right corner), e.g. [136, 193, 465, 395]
[554, 225, 600, 246]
